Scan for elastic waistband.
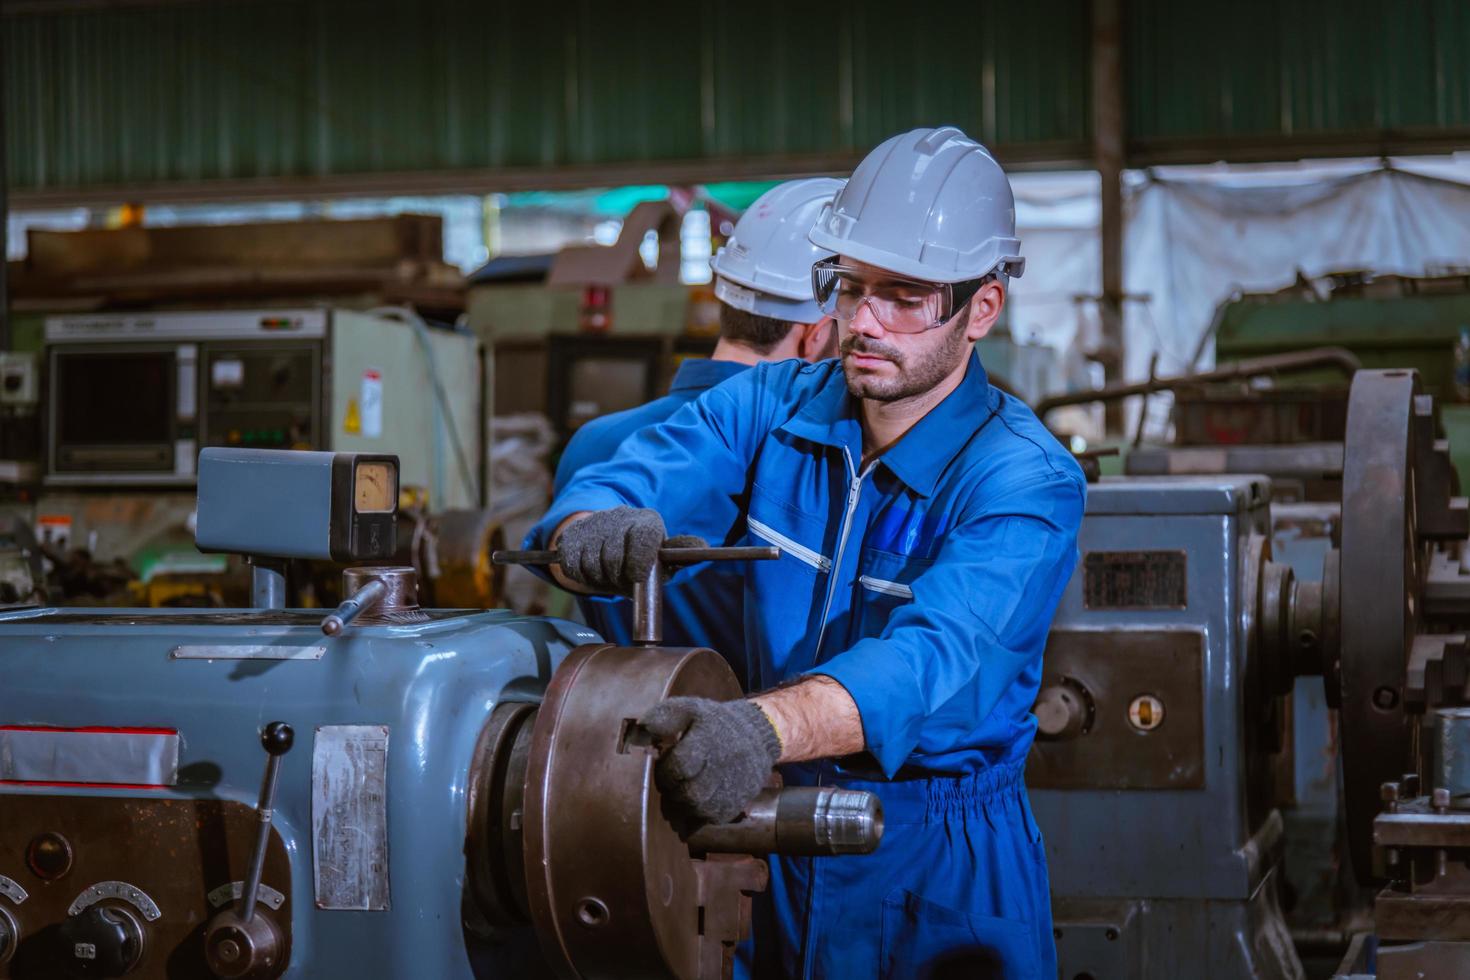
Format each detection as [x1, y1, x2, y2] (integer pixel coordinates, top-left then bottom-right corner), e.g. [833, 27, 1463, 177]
[777, 760, 1028, 824]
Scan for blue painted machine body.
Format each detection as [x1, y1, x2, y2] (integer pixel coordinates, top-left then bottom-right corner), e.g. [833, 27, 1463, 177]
[0, 605, 594, 979]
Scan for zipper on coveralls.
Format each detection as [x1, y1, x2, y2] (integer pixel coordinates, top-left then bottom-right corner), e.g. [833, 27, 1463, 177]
[801, 448, 875, 978]
[811, 447, 877, 659]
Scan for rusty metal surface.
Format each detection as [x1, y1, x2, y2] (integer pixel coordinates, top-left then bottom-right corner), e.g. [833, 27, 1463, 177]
[465, 701, 537, 928]
[0, 796, 290, 979]
[1337, 371, 1427, 886]
[1033, 346, 1363, 419]
[1027, 629, 1205, 791]
[521, 643, 764, 980]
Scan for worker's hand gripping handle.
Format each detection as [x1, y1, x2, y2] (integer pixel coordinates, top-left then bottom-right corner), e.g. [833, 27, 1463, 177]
[493, 545, 779, 645]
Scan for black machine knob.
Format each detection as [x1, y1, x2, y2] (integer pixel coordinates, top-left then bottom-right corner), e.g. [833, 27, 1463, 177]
[56, 905, 145, 977]
[260, 722, 294, 757]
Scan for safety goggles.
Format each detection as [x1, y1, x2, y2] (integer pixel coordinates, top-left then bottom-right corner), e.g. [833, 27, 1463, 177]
[811, 259, 989, 333]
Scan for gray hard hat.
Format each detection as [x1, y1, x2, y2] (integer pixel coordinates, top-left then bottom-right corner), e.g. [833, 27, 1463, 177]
[809, 126, 1024, 283]
[711, 177, 846, 322]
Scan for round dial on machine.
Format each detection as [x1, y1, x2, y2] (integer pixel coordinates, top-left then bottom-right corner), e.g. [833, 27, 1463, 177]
[353, 461, 396, 513]
[55, 904, 145, 977]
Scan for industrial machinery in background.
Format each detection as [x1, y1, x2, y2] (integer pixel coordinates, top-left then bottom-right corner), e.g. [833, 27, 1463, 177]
[0, 448, 881, 980]
[1032, 369, 1470, 979]
[15, 306, 489, 608]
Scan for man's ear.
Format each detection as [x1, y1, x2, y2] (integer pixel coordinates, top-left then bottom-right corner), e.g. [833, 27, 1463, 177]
[963, 280, 1006, 342]
[797, 317, 834, 361]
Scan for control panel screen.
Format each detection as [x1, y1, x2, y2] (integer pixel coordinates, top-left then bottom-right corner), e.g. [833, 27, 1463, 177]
[57, 351, 173, 445]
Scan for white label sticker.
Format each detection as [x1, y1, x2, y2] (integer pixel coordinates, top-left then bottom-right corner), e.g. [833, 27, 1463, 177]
[360, 369, 383, 439]
[211, 358, 245, 388]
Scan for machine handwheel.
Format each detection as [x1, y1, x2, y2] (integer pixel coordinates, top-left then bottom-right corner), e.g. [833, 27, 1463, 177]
[1336, 370, 1429, 884]
[521, 643, 767, 980]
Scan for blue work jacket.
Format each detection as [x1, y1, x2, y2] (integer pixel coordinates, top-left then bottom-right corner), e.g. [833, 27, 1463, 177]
[530, 352, 1085, 777]
[553, 358, 750, 672]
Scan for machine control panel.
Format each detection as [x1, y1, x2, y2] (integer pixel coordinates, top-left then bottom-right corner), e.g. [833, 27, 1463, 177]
[1028, 629, 1206, 790]
[0, 796, 291, 979]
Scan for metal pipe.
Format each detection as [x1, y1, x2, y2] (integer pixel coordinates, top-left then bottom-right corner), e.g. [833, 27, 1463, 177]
[631, 561, 662, 646]
[686, 786, 884, 857]
[250, 558, 288, 610]
[492, 546, 779, 568]
[1033, 346, 1364, 419]
[320, 578, 389, 636]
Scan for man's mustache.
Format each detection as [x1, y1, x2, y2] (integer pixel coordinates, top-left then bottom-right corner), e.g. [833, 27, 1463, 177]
[840, 336, 903, 361]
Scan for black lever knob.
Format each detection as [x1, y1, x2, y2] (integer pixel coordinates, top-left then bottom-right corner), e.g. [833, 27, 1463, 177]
[260, 722, 293, 757]
[204, 722, 291, 979]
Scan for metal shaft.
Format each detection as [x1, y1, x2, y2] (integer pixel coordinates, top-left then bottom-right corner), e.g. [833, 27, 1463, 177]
[632, 561, 663, 646]
[250, 558, 288, 610]
[492, 546, 778, 568]
[685, 786, 884, 857]
[240, 753, 282, 923]
[321, 578, 389, 636]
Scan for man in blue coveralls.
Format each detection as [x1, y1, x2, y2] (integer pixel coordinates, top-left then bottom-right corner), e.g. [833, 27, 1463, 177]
[552, 177, 845, 680]
[528, 126, 1085, 978]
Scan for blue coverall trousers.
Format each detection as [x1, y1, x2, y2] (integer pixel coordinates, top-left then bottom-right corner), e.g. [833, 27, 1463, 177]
[739, 760, 1056, 979]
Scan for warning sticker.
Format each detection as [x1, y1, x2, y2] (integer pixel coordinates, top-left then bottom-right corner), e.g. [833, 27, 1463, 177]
[360, 369, 383, 439]
[343, 399, 361, 436]
[37, 515, 72, 550]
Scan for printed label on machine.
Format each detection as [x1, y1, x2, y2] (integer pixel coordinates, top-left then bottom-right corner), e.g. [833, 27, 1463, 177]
[360, 369, 383, 438]
[1082, 550, 1188, 609]
[312, 725, 391, 911]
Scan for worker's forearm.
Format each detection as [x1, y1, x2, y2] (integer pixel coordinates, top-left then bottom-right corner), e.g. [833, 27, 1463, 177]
[751, 676, 864, 764]
[547, 511, 593, 593]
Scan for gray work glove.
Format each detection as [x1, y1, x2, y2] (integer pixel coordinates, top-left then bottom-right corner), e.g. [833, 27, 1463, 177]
[639, 696, 782, 824]
[556, 507, 705, 595]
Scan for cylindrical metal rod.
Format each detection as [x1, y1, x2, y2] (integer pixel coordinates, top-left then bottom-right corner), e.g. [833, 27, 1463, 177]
[321, 578, 389, 636]
[632, 561, 663, 646]
[492, 546, 779, 568]
[241, 722, 293, 923]
[250, 558, 288, 610]
[686, 786, 884, 857]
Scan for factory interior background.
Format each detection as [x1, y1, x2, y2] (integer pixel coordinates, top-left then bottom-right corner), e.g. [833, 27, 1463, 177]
[4, 2, 1470, 980]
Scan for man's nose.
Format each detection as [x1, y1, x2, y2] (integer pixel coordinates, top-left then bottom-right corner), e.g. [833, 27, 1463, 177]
[847, 298, 887, 338]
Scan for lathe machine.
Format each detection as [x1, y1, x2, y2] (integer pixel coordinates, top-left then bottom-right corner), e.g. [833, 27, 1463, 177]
[4, 369, 1470, 978]
[0, 448, 881, 979]
[1033, 369, 1470, 979]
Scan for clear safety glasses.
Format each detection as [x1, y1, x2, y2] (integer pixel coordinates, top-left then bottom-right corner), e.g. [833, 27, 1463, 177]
[811, 260, 988, 333]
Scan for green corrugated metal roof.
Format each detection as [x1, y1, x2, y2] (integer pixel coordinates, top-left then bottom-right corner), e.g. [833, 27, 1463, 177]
[6, 0, 1469, 199]
[2, 0, 1091, 198]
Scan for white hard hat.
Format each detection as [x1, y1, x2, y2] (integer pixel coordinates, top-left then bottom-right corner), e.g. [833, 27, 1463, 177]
[711, 177, 846, 322]
[808, 126, 1024, 283]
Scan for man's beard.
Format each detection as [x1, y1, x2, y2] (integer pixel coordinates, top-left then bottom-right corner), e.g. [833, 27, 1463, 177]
[840, 321, 970, 402]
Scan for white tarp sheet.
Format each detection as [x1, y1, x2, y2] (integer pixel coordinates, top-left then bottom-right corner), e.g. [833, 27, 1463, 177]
[1008, 155, 1470, 397]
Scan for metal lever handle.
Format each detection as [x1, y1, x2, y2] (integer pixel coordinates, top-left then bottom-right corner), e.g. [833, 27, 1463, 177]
[240, 722, 293, 924]
[493, 546, 779, 646]
[320, 578, 388, 636]
[685, 786, 884, 856]
[491, 545, 779, 569]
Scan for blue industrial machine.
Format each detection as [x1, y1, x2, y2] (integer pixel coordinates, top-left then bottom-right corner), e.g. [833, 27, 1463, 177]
[0, 448, 882, 979]
[1032, 370, 1470, 979]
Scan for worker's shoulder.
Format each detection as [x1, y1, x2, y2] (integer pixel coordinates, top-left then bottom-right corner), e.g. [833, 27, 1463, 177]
[962, 388, 1086, 497]
[558, 393, 689, 475]
[699, 356, 842, 415]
